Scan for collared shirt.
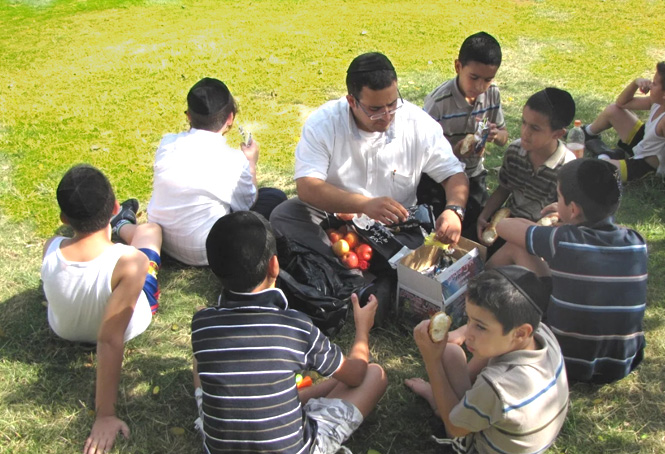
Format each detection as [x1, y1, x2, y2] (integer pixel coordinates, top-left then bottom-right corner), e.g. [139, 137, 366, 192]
[450, 325, 569, 454]
[191, 288, 344, 454]
[147, 128, 256, 265]
[526, 219, 647, 384]
[498, 139, 575, 221]
[295, 97, 464, 208]
[424, 78, 505, 177]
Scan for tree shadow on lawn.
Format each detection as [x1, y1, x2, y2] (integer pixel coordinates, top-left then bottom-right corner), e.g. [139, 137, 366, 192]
[0, 287, 201, 453]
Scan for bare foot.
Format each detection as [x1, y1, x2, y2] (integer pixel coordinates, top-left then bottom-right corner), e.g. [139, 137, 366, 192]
[404, 378, 440, 416]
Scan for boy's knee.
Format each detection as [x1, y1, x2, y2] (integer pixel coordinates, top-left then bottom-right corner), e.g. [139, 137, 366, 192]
[141, 222, 162, 238]
[367, 363, 388, 393]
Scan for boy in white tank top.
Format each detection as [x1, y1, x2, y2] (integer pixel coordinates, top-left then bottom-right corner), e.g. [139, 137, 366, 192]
[41, 164, 162, 454]
[583, 61, 665, 181]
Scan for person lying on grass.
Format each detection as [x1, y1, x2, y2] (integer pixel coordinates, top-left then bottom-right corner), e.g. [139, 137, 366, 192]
[407, 266, 568, 454]
[488, 158, 648, 384]
[192, 211, 387, 454]
[41, 164, 162, 454]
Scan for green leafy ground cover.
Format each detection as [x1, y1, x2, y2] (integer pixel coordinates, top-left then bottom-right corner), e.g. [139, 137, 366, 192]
[0, 0, 664, 453]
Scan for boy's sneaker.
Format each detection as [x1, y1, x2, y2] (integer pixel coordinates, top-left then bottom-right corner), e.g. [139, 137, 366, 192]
[111, 198, 139, 237]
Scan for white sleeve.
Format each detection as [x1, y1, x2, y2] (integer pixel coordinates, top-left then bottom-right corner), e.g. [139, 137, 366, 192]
[294, 116, 333, 181]
[229, 159, 257, 211]
[421, 116, 465, 183]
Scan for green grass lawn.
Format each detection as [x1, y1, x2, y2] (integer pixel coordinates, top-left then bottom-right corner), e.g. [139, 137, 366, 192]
[1, 0, 664, 453]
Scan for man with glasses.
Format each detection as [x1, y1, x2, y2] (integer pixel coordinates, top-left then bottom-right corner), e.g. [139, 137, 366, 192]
[147, 77, 286, 266]
[270, 53, 468, 319]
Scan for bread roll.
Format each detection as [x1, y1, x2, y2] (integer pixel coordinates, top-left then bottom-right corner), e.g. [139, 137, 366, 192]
[428, 311, 452, 343]
[481, 207, 511, 245]
[537, 214, 559, 226]
[459, 134, 476, 155]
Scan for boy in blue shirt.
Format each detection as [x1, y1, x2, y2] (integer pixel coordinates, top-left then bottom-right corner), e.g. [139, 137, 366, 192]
[490, 158, 647, 383]
[422, 31, 509, 231]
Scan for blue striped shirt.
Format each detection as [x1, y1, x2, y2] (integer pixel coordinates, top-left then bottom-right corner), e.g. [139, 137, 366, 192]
[526, 220, 647, 383]
[192, 288, 344, 453]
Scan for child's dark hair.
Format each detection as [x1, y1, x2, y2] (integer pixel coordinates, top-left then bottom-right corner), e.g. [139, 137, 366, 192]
[187, 78, 238, 132]
[458, 32, 502, 67]
[346, 52, 397, 99]
[557, 158, 621, 224]
[657, 61, 665, 90]
[206, 211, 277, 293]
[56, 164, 116, 234]
[467, 266, 549, 334]
[525, 87, 575, 130]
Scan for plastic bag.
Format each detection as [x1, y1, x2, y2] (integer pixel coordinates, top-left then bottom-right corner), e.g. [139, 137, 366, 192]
[276, 237, 366, 337]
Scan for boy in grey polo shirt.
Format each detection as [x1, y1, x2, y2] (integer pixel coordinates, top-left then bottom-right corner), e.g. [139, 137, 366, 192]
[407, 267, 568, 454]
[422, 32, 509, 233]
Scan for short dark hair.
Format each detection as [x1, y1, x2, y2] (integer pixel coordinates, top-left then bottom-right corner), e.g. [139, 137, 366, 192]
[187, 78, 238, 131]
[657, 61, 665, 90]
[525, 87, 576, 130]
[557, 158, 621, 224]
[345, 52, 397, 99]
[467, 267, 548, 334]
[458, 32, 502, 67]
[56, 164, 115, 234]
[206, 211, 277, 293]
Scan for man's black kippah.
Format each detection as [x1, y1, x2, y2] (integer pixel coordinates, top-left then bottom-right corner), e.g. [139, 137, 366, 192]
[187, 77, 230, 116]
[544, 87, 576, 128]
[347, 52, 395, 74]
[56, 164, 114, 221]
[206, 211, 273, 283]
[493, 265, 550, 315]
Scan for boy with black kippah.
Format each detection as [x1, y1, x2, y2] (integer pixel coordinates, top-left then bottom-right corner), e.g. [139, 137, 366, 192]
[147, 77, 286, 266]
[41, 164, 162, 454]
[476, 87, 576, 252]
[491, 158, 648, 384]
[192, 211, 387, 454]
[406, 266, 568, 454]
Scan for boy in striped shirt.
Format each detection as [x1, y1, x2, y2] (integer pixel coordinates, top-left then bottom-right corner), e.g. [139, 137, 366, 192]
[490, 158, 647, 383]
[192, 211, 387, 454]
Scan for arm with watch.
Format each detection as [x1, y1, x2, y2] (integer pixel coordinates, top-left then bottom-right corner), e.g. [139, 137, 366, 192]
[435, 172, 469, 245]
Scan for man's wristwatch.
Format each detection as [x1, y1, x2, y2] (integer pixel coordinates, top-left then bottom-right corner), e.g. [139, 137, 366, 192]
[444, 205, 465, 222]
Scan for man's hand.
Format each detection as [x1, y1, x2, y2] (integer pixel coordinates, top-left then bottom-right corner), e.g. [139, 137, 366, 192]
[84, 415, 129, 454]
[413, 319, 448, 365]
[435, 209, 462, 245]
[362, 197, 408, 225]
[351, 293, 378, 336]
[240, 139, 259, 166]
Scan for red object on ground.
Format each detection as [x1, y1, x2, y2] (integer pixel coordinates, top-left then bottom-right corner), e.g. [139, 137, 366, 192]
[297, 375, 313, 389]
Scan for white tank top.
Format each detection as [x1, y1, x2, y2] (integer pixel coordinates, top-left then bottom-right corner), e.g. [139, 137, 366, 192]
[633, 103, 665, 174]
[41, 237, 152, 343]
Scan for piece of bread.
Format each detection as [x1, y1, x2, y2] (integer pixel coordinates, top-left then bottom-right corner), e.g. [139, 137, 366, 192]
[459, 134, 476, 155]
[481, 207, 511, 245]
[428, 311, 452, 343]
[537, 214, 559, 226]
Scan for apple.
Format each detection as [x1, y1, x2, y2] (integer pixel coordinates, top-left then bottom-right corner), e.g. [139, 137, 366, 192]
[344, 231, 360, 249]
[332, 239, 350, 257]
[355, 243, 372, 261]
[341, 251, 359, 269]
[358, 259, 369, 271]
[336, 213, 355, 221]
[326, 229, 342, 244]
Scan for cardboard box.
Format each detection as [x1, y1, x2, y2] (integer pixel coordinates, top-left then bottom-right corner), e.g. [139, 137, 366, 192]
[395, 237, 486, 323]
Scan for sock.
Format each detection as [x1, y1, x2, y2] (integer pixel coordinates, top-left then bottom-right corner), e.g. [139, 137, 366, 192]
[584, 124, 597, 136]
[113, 219, 132, 237]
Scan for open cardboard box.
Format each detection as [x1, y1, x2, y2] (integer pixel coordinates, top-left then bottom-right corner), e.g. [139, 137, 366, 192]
[395, 237, 487, 323]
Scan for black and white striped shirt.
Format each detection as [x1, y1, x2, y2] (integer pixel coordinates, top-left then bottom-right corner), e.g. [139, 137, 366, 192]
[192, 288, 343, 454]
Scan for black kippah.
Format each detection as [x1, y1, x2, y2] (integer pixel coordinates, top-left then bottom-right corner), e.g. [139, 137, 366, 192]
[493, 266, 550, 315]
[544, 87, 575, 128]
[187, 77, 230, 116]
[575, 159, 621, 206]
[347, 52, 395, 74]
[206, 211, 273, 283]
[56, 164, 114, 221]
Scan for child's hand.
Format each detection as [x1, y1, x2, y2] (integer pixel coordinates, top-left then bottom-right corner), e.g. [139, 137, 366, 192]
[476, 216, 490, 246]
[447, 325, 467, 346]
[540, 202, 558, 217]
[635, 78, 652, 95]
[413, 319, 447, 365]
[84, 415, 130, 454]
[241, 139, 260, 165]
[351, 293, 377, 335]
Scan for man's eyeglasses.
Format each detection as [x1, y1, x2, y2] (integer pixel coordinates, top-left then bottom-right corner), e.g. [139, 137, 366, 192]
[353, 90, 403, 120]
